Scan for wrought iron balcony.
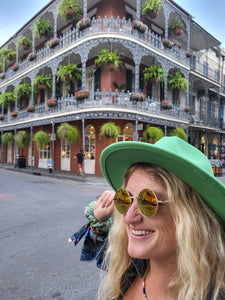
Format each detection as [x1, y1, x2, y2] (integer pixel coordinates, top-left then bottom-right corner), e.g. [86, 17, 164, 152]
[0, 17, 190, 86]
[0, 91, 188, 125]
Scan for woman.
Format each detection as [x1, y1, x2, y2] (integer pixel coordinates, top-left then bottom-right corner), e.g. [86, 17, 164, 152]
[71, 137, 225, 300]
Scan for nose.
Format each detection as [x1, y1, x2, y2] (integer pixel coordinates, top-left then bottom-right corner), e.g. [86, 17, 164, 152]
[123, 197, 142, 223]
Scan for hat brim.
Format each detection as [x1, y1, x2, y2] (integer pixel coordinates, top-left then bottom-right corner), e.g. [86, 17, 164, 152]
[100, 141, 225, 226]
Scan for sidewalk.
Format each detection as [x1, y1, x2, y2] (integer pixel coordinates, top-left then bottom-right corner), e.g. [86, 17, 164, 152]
[0, 163, 107, 185]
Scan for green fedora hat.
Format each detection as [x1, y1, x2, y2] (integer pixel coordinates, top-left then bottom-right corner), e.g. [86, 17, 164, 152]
[100, 136, 225, 225]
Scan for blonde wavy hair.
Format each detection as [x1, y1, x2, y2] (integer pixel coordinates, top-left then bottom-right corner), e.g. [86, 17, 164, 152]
[98, 163, 225, 300]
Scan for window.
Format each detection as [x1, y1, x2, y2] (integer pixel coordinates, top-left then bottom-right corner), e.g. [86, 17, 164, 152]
[215, 69, 220, 83]
[203, 61, 208, 77]
[39, 143, 50, 159]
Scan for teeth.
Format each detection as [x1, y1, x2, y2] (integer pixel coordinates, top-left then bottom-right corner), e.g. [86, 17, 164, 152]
[131, 229, 153, 236]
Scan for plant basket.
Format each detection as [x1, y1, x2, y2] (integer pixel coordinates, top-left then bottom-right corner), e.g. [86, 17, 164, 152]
[132, 92, 146, 101]
[186, 52, 192, 58]
[46, 37, 59, 48]
[47, 98, 57, 107]
[38, 84, 47, 90]
[11, 111, 18, 117]
[162, 39, 174, 49]
[75, 91, 89, 100]
[173, 28, 183, 36]
[26, 105, 35, 113]
[28, 52, 36, 61]
[12, 64, 19, 71]
[104, 63, 118, 72]
[132, 20, 148, 33]
[0, 72, 5, 79]
[0, 114, 4, 120]
[65, 7, 75, 16]
[161, 101, 172, 109]
[76, 18, 91, 31]
[149, 10, 158, 19]
[22, 44, 30, 51]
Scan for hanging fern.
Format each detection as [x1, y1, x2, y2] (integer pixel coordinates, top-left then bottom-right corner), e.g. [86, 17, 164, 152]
[170, 127, 187, 141]
[57, 123, 79, 145]
[34, 131, 49, 150]
[142, 125, 164, 143]
[100, 122, 121, 141]
[2, 132, 14, 145]
[15, 131, 30, 148]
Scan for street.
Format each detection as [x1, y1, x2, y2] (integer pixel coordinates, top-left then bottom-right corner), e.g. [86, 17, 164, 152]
[0, 169, 111, 300]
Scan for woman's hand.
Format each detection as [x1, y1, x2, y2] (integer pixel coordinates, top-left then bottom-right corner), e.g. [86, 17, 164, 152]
[94, 190, 115, 222]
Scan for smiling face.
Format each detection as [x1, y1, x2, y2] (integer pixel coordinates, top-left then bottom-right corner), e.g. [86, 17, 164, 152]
[123, 167, 176, 263]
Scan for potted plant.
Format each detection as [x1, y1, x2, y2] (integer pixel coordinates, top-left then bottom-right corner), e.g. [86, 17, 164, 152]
[0, 48, 16, 61]
[75, 88, 89, 100]
[144, 64, 165, 84]
[1, 92, 15, 105]
[11, 110, 18, 117]
[2, 132, 14, 145]
[113, 82, 126, 92]
[26, 105, 35, 113]
[16, 36, 32, 51]
[0, 72, 5, 79]
[46, 37, 59, 48]
[131, 90, 146, 101]
[76, 17, 91, 31]
[12, 63, 19, 71]
[57, 123, 79, 145]
[184, 106, 190, 112]
[141, 0, 163, 19]
[170, 127, 187, 141]
[95, 49, 123, 72]
[162, 38, 174, 49]
[14, 84, 32, 99]
[56, 64, 82, 82]
[33, 75, 52, 91]
[186, 51, 192, 58]
[168, 71, 189, 92]
[34, 130, 49, 150]
[100, 122, 121, 141]
[0, 114, 4, 120]
[47, 98, 57, 107]
[27, 52, 36, 61]
[161, 100, 172, 109]
[169, 18, 186, 36]
[58, 0, 83, 23]
[142, 125, 164, 143]
[33, 18, 54, 39]
[132, 18, 148, 33]
[15, 131, 30, 148]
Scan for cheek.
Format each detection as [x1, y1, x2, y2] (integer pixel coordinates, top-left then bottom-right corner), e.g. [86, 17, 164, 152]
[156, 216, 176, 245]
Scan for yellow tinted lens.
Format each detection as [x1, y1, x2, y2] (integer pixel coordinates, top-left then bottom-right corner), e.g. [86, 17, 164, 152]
[114, 188, 131, 214]
[138, 188, 158, 217]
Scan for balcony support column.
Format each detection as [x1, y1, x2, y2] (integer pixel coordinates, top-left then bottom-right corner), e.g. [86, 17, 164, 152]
[16, 44, 19, 64]
[83, 0, 88, 18]
[52, 74, 56, 99]
[32, 30, 35, 53]
[31, 79, 34, 106]
[136, 0, 141, 19]
[30, 126, 33, 172]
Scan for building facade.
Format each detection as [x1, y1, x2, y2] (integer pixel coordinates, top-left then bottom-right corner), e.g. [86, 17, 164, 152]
[0, 0, 225, 175]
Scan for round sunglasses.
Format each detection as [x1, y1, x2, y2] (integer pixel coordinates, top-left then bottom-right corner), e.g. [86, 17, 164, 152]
[113, 188, 169, 217]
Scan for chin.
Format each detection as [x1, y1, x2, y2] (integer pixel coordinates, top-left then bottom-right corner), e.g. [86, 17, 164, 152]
[127, 243, 151, 259]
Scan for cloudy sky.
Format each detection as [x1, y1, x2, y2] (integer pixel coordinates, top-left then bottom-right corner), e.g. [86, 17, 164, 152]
[0, 0, 224, 48]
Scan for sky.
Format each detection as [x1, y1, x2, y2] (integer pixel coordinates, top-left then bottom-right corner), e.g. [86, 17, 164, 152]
[0, 0, 224, 48]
